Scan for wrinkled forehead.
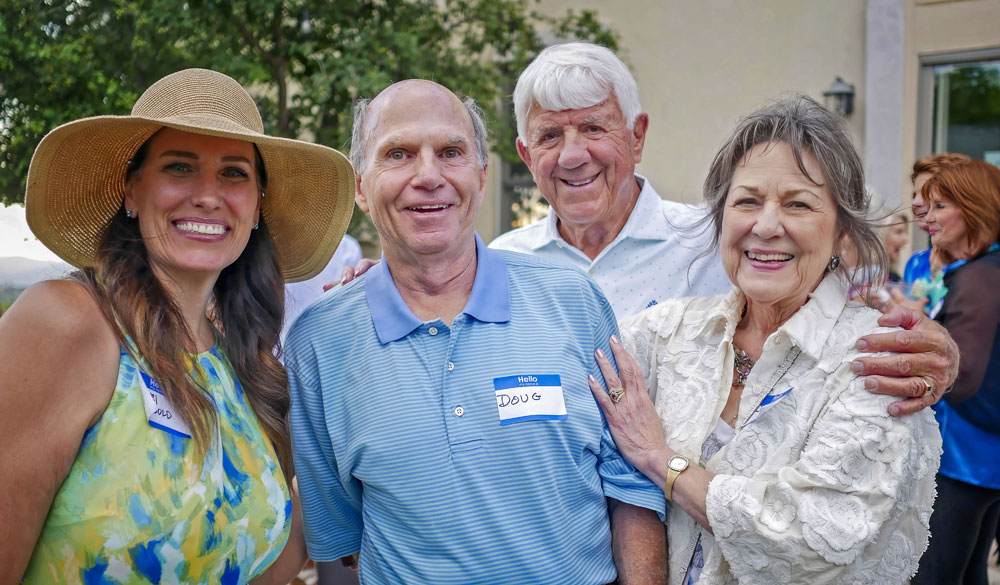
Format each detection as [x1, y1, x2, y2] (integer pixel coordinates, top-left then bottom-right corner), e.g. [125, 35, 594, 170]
[525, 98, 623, 130]
[366, 82, 473, 147]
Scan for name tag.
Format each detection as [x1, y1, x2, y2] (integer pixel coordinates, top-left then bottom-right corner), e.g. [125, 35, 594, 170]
[493, 374, 567, 425]
[139, 370, 192, 438]
[742, 387, 793, 429]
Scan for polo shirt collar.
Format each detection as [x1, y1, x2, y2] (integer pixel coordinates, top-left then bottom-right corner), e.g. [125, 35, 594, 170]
[366, 233, 510, 344]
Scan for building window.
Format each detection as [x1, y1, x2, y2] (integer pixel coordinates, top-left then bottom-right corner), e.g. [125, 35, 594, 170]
[918, 47, 1000, 165]
[931, 58, 1000, 166]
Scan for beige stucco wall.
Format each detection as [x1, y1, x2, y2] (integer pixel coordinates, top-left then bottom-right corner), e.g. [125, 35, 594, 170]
[530, 0, 867, 204]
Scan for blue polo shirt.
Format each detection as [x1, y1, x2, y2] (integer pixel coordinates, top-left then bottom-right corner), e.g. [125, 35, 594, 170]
[286, 234, 664, 585]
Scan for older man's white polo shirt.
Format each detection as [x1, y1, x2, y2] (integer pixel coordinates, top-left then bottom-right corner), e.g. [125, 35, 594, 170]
[490, 174, 731, 318]
[286, 234, 664, 585]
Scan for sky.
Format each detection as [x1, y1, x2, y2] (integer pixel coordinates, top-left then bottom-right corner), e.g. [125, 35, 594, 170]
[0, 204, 67, 263]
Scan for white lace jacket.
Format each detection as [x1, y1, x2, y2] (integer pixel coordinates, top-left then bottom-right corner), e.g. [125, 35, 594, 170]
[619, 274, 942, 585]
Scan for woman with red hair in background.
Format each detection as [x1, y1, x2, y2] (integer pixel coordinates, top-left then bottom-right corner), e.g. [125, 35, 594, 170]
[911, 158, 1000, 585]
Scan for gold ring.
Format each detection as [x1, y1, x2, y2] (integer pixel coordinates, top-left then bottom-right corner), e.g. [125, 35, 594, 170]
[608, 386, 625, 404]
[921, 377, 935, 397]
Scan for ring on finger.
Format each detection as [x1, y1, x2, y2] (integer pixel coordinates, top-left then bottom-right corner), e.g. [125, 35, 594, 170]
[608, 385, 626, 404]
[920, 376, 935, 397]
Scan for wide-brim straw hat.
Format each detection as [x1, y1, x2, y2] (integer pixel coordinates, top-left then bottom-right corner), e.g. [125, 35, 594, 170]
[25, 68, 355, 282]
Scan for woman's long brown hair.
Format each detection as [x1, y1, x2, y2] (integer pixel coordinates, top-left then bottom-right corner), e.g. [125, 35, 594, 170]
[74, 141, 291, 476]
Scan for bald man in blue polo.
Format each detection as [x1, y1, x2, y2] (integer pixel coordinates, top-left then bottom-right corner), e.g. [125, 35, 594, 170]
[285, 80, 666, 584]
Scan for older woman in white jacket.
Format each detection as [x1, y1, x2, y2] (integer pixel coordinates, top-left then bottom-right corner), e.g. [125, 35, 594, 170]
[590, 96, 941, 585]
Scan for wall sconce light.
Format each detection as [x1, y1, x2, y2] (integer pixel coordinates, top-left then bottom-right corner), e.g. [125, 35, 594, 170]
[822, 77, 855, 117]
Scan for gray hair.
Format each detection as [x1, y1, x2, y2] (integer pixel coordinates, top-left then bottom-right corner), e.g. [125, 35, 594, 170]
[513, 42, 642, 142]
[701, 95, 888, 301]
[350, 92, 489, 175]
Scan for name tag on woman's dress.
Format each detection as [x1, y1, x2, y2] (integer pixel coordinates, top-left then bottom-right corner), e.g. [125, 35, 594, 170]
[742, 387, 794, 429]
[139, 370, 193, 438]
[493, 374, 567, 425]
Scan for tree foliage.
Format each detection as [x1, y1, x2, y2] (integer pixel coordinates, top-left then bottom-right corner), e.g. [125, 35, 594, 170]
[0, 0, 617, 239]
[945, 64, 1000, 125]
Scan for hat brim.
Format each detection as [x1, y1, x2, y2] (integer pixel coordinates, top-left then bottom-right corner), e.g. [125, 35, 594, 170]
[26, 114, 355, 283]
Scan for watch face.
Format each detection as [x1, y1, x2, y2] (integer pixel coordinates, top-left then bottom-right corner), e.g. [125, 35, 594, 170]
[668, 456, 688, 472]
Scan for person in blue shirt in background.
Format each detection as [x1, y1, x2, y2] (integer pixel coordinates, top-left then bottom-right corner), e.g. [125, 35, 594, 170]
[896, 153, 971, 314]
[285, 79, 666, 585]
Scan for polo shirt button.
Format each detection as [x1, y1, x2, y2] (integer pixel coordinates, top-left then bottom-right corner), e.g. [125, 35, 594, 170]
[447, 361, 455, 371]
[454, 406, 464, 417]
[429, 326, 439, 335]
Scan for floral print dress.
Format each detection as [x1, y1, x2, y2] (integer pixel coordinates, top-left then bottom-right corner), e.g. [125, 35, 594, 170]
[22, 344, 290, 585]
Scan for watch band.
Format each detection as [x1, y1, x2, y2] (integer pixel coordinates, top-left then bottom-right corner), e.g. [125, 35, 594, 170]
[665, 455, 690, 501]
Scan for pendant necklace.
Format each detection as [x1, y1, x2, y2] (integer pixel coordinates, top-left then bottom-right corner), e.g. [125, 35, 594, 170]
[733, 344, 755, 387]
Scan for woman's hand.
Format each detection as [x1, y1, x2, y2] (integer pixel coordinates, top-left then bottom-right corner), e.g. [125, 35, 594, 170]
[588, 334, 670, 481]
[329, 258, 379, 289]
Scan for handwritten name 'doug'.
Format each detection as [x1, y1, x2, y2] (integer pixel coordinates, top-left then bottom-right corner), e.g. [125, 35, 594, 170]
[496, 375, 543, 407]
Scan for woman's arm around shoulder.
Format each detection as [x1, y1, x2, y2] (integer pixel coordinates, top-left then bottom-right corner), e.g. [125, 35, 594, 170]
[0, 279, 120, 584]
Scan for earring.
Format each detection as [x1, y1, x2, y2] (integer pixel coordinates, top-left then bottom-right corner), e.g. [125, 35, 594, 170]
[125, 209, 133, 219]
[260, 190, 266, 198]
[253, 222, 259, 230]
[828, 255, 841, 272]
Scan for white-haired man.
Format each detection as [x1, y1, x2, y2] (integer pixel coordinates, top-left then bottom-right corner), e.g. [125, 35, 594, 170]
[491, 42, 729, 318]
[491, 42, 958, 417]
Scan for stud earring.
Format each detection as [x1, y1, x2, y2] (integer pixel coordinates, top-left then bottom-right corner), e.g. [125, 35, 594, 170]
[260, 190, 266, 198]
[253, 222, 259, 230]
[828, 255, 841, 272]
[125, 209, 133, 219]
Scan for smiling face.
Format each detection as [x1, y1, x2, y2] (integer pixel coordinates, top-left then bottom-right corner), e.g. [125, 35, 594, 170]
[720, 142, 840, 314]
[926, 190, 971, 261]
[516, 97, 648, 238]
[356, 81, 486, 262]
[123, 128, 260, 284]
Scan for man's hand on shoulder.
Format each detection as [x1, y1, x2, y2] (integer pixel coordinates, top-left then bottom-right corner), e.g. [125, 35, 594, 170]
[850, 306, 958, 417]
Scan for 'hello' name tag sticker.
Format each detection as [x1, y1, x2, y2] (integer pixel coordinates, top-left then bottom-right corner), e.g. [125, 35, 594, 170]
[139, 370, 192, 438]
[493, 374, 567, 425]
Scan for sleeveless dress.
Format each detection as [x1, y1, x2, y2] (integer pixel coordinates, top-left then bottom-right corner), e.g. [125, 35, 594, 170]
[22, 343, 291, 585]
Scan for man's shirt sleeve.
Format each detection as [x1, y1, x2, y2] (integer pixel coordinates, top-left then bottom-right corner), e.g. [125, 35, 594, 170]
[286, 332, 366, 561]
[585, 279, 667, 517]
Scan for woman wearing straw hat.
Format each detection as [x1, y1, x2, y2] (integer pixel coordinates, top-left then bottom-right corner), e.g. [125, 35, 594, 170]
[0, 69, 354, 584]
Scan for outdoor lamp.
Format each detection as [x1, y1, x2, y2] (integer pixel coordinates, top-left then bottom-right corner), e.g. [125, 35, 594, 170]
[822, 77, 855, 117]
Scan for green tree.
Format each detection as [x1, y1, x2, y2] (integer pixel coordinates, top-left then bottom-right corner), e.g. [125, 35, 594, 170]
[1, 0, 617, 238]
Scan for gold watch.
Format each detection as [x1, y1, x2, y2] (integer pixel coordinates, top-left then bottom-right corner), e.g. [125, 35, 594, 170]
[665, 454, 690, 501]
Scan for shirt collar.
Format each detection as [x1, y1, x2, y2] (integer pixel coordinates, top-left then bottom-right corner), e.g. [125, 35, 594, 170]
[366, 233, 510, 344]
[779, 274, 849, 360]
[621, 174, 678, 241]
[694, 272, 848, 361]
